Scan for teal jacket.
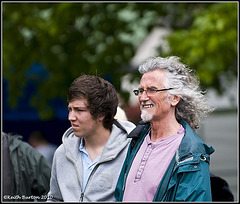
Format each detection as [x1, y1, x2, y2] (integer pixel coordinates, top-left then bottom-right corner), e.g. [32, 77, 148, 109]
[115, 120, 215, 202]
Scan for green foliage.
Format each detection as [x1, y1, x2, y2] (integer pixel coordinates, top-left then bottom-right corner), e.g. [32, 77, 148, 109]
[3, 2, 238, 119]
[162, 3, 237, 93]
[3, 3, 143, 119]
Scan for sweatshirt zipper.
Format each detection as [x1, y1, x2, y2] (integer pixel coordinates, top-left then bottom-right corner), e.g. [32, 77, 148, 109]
[80, 158, 114, 200]
[80, 192, 84, 202]
[66, 155, 85, 202]
[67, 154, 114, 201]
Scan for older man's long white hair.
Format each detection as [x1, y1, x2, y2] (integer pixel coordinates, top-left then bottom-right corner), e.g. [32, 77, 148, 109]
[138, 56, 214, 130]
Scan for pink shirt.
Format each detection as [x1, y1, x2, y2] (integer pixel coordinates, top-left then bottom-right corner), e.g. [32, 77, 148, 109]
[123, 125, 185, 202]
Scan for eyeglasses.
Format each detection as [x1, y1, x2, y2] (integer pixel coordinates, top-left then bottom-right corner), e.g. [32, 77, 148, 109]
[133, 87, 173, 96]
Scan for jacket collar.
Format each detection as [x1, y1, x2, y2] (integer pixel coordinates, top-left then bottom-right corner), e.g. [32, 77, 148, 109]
[177, 120, 215, 161]
[5, 133, 24, 152]
[128, 120, 215, 160]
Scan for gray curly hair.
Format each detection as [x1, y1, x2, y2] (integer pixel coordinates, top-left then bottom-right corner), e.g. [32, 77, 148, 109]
[138, 56, 214, 130]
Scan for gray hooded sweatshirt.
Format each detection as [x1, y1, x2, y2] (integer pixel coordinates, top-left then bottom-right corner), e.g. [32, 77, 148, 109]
[47, 119, 135, 202]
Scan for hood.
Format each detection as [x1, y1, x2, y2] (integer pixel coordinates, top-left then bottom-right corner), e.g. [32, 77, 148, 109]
[62, 127, 81, 162]
[62, 119, 135, 163]
[5, 133, 24, 152]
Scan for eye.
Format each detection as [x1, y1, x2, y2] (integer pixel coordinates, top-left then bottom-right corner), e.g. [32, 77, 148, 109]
[138, 88, 144, 93]
[147, 87, 157, 93]
[133, 90, 139, 95]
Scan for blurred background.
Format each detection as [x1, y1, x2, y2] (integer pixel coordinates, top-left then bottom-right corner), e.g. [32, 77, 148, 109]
[2, 2, 238, 201]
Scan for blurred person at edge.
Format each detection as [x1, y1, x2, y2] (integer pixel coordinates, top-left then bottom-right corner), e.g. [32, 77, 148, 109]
[115, 56, 215, 202]
[2, 132, 51, 202]
[47, 75, 135, 202]
[28, 130, 58, 165]
[115, 106, 128, 121]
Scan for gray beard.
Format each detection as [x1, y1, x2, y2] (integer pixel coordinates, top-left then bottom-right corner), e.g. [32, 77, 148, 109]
[140, 109, 153, 122]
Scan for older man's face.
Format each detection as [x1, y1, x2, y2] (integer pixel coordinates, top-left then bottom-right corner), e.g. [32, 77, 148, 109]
[138, 69, 173, 123]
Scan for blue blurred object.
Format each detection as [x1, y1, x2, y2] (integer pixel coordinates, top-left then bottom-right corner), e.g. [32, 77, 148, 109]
[3, 63, 69, 145]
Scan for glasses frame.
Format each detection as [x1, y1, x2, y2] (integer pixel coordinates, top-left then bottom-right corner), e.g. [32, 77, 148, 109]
[133, 87, 173, 96]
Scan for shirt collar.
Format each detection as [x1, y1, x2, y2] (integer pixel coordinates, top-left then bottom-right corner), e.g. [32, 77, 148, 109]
[79, 137, 87, 154]
[146, 125, 185, 145]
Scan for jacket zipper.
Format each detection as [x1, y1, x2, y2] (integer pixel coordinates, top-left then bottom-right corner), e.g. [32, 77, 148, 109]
[122, 173, 127, 191]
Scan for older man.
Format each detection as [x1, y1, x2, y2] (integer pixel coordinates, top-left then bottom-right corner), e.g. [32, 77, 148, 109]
[115, 56, 215, 202]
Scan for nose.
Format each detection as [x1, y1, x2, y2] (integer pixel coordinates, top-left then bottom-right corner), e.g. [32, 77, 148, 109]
[139, 90, 149, 101]
[68, 111, 76, 121]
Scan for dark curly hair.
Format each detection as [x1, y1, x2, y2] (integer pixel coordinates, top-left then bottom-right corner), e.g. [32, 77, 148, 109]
[67, 75, 118, 130]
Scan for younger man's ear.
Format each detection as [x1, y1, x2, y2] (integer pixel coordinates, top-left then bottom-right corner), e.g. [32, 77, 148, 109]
[98, 115, 105, 122]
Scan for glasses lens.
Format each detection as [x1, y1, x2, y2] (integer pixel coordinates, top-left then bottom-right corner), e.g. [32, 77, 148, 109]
[133, 90, 139, 96]
[146, 88, 156, 96]
[138, 88, 144, 95]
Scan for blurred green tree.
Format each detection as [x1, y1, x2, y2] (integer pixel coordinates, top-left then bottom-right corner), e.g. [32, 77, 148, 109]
[161, 3, 237, 94]
[3, 2, 237, 119]
[3, 3, 142, 119]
